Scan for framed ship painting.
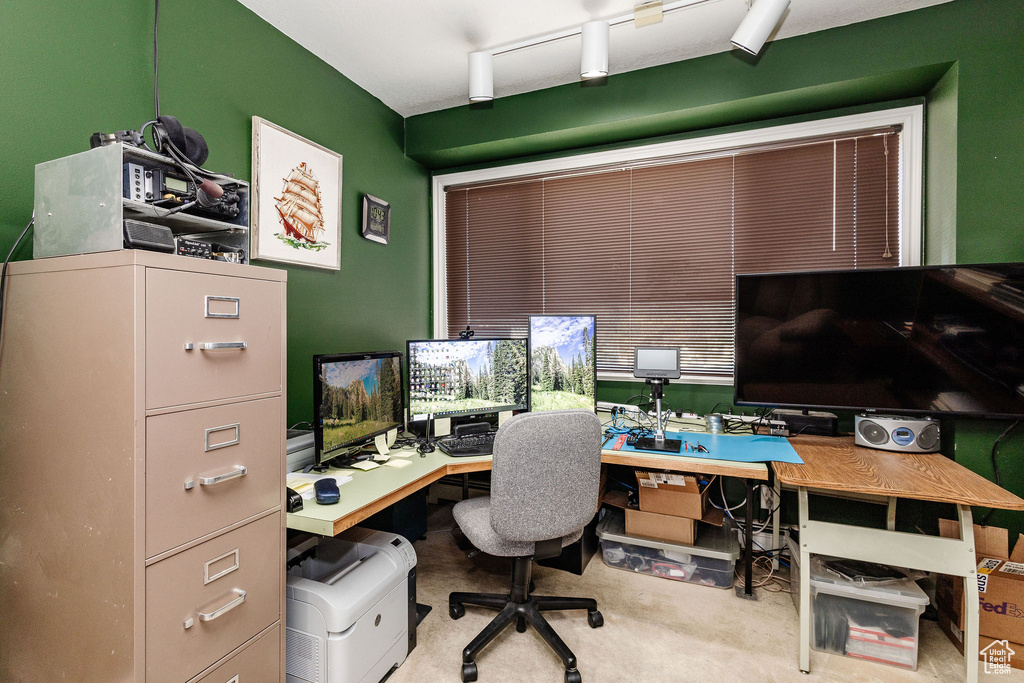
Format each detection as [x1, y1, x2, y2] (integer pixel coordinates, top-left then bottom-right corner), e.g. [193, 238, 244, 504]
[251, 117, 342, 270]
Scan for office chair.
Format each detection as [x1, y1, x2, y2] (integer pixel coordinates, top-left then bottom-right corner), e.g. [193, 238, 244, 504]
[449, 409, 604, 683]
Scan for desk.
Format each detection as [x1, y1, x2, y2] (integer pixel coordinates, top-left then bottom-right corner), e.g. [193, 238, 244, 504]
[288, 432, 771, 597]
[774, 436, 1024, 683]
[287, 448, 490, 536]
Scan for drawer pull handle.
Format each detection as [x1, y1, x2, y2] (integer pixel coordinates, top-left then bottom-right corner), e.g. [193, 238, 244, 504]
[197, 466, 248, 487]
[205, 423, 241, 451]
[184, 341, 247, 351]
[205, 295, 240, 319]
[197, 589, 246, 622]
[205, 548, 240, 584]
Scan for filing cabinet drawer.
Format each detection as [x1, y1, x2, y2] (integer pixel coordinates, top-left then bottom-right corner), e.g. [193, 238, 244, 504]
[146, 513, 282, 683]
[146, 268, 283, 409]
[190, 624, 282, 683]
[146, 398, 283, 558]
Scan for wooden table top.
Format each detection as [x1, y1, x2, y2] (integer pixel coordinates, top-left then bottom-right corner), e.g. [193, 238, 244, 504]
[774, 435, 1024, 510]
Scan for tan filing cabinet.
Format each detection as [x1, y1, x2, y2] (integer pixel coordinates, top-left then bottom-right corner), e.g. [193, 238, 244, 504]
[0, 251, 287, 682]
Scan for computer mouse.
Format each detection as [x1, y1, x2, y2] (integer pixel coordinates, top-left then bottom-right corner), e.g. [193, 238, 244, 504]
[314, 478, 340, 505]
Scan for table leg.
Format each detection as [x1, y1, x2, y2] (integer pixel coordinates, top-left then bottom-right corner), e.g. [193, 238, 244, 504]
[798, 487, 811, 674]
[886, 497, 897, 531]
[735, 478, 756, 599]
[462, 473, 469, 500]
[960, 504, 979, 683]
[771, 474, 781, 571]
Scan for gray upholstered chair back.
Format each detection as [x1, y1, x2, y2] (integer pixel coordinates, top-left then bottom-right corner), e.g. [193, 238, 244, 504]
[489, 409, 602, 543]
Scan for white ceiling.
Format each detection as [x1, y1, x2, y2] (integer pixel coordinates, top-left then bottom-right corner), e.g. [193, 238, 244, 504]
[237, 0, 953, 117]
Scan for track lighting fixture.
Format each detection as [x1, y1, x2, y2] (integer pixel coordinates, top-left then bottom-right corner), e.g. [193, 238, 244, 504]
[468, 51, 493, 102]
[580, 21, 609, 79]
[730, 0, 790, 55]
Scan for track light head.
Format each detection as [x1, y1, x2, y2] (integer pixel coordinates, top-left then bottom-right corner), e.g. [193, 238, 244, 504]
[731, 0, 790, 55]
[468, 51, 494, 102]
[580, 20, 609, 79]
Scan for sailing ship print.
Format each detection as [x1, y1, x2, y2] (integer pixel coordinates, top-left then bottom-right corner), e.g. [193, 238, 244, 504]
[274, 162, 329, 251]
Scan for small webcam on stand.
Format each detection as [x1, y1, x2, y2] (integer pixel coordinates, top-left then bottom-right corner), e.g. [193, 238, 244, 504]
[458, 326, 475, 340]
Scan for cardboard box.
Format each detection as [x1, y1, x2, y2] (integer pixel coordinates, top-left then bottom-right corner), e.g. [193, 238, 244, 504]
[634, 470, 708, 519]
[625, 507, 697, 545]
[937, 606, 1024, 671]
[602, 489, 723, 546]
[936, 520, 1024, 646]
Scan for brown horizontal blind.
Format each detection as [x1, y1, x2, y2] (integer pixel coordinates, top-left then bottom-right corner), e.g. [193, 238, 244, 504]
[444, 129, 901, 378]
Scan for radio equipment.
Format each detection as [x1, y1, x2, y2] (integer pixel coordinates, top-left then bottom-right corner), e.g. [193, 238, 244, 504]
[854, 414, 940, 453]
[34, 143, 249, 262]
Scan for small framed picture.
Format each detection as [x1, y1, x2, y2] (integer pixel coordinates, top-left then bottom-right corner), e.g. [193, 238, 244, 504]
[361, 194, 390, 245]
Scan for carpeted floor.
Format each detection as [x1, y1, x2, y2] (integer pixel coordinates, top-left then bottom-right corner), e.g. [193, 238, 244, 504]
[385, 503, 1024, 683]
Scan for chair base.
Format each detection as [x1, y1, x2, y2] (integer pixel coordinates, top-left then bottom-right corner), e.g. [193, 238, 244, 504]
[449, 556, 602, 682]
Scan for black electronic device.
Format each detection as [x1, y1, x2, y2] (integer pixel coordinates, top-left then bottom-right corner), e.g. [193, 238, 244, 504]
[313, 351, 404, 468]
[313, 478, 340, 505]
[175, 237, 212, 259]
[406, 338, 528, 430]
[122, 158, 245, 224]
[123, 219, 174, 253]
[734, 263, 1024, 420]
[287, 487, 304, 513]
[528, 315, 597, 413]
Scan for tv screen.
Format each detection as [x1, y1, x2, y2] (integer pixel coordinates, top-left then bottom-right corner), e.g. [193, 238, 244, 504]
[529, 315, 597, 411]
[313, 351, 404, 465]
[734, 263, 1024, 418]
[407, 338, 529, 421]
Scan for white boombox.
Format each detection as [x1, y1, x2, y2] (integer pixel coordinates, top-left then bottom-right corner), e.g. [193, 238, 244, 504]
[854, 414, 941, 453]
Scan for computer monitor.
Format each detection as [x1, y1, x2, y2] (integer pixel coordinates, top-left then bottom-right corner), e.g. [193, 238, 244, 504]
[406, 338, 529, 423]
[313, 351, 404, 467]
[528, 315, 597, 412]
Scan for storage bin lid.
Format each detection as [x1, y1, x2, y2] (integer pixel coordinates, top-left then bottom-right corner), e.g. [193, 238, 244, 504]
[597, 509, 740, 561]
[789, 536, 929, 607]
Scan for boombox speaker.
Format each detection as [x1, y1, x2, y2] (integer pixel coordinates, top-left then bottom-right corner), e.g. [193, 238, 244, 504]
[854, 414, 940, 453]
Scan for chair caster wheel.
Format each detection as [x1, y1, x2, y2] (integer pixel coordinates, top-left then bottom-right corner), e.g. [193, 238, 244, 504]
[565, 669, 582, 683]
[450, 602, 466, 620]
[462, 661, 478, 682]
[587, 610, 603, 628]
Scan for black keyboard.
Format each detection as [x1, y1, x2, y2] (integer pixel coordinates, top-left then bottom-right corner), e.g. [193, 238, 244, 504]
[437, 431, 496, 457]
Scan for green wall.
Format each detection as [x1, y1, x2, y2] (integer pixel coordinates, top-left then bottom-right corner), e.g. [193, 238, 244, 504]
[0, 0, 431, 426]
[408, 0, 1024, 533]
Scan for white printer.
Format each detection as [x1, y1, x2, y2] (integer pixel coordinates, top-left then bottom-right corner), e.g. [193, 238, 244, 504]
[286, 528, 418, 683]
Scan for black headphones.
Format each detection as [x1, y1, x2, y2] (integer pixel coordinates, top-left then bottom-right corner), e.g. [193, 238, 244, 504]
[151, 115, 209, 167]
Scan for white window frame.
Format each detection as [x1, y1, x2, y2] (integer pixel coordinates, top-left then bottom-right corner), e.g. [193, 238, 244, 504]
[432, 105, 924, 383]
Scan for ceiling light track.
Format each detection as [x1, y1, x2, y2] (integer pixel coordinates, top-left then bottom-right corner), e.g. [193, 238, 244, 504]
[489, 0, 717, 58]
[467, 0, 787, 103]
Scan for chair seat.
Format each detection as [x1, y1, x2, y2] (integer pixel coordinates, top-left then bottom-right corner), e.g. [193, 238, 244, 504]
[454, 497, 583, 558]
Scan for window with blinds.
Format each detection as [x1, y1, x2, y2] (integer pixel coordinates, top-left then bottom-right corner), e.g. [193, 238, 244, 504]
[442, 126, 904, 380]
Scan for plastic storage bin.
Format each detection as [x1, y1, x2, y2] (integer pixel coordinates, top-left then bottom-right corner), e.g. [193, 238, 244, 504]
[596, 509, 739, 589]
[788, 535, 929, 670]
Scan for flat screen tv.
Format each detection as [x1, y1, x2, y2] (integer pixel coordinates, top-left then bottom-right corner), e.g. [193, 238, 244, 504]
[313, 351, 404, 466]
[406, 338, 529, 422]
[529, 315, 597, 412]
[734, 263, 1024, 419]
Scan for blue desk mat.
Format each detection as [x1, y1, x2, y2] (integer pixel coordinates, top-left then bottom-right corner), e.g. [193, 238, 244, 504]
[603, 431, 803, 464]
